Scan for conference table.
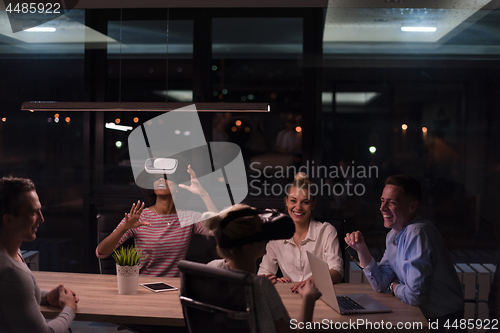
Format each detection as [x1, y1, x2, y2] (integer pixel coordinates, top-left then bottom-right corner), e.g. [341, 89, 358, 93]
[34, 271, 429, 332]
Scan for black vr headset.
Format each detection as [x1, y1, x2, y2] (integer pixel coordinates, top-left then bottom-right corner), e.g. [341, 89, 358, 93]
[215, 208, 295, 249]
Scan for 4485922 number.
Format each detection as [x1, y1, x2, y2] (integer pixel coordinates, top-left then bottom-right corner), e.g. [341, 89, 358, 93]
[444, 319, 498, 330]
[6, 2, 61, 14]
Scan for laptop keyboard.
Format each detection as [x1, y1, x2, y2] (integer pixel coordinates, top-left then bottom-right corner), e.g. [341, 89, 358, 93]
[337, 296, 365, 311]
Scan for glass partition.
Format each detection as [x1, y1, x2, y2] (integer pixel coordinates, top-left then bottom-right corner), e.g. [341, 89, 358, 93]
[0, 10, 86, 271]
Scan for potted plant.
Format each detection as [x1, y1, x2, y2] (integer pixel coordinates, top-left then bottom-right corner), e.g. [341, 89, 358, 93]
[112, 245, 144, 295]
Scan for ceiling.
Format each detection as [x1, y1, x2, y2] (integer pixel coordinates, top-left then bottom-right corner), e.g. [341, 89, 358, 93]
[0, 1, 499, 57]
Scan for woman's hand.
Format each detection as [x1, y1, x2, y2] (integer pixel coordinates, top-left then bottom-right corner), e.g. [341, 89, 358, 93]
[57, 284, 77, 312]
[179, 165, 218, 212]
[297, 279, 321, 301]
[277, 277, 291, 283]
[259, 274, 278, 284]
[178, 165, 207, 197]
[123, 201, 149, 230]
[291, 277, 313, 293]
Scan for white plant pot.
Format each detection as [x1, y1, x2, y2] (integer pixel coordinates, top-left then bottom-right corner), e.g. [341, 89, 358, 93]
[116, 264, 140, 295]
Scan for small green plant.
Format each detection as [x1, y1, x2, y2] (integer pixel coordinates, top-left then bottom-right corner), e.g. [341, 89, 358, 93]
[112, 245, 144, 266]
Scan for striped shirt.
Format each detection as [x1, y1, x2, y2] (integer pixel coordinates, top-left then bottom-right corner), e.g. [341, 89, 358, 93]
[112, 208, 205, 277]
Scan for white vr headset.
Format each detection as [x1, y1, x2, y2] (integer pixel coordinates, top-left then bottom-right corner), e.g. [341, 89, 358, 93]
[145, 158, 178, 175]
[127, 105, 248, 226]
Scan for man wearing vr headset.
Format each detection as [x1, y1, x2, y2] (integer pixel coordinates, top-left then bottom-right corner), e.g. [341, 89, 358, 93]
[96, 164, 217, 277]
[204, 204, 322, 333]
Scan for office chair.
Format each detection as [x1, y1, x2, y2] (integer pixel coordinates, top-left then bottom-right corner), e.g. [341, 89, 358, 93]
[96, 212, 134, 275]
[178, 260, 258, 333]
[316, 217, 349, 283]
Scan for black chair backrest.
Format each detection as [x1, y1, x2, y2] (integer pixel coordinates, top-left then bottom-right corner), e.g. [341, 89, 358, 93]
[185, 233, 220, 264]
[178, 260, 257, 333]
[97, 211, 134, 274]
[316, 217, 348, 282]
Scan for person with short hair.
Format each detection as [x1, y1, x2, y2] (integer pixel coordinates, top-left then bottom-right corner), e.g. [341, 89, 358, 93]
[0, 177, 78, 333]
[205, 204, 321, 333]
[345, 175, 464, 332]
[258, 172, 344, 292]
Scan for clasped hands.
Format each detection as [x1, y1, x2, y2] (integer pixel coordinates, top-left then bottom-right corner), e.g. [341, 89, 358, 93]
[46, 284, 79, 312]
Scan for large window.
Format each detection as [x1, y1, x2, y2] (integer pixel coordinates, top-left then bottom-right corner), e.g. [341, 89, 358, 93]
[0, 10, 86, 272]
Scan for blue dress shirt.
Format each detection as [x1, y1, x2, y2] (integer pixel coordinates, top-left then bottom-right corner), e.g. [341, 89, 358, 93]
[363, 216, 464, 318]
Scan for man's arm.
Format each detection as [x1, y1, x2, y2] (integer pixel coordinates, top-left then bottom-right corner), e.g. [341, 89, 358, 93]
[362, 254, 397, 293]
[344, 231, 373, 268]
[1, 269, 75, 333]
[345, 231, 396, 292]
[390, 228, 432, 307]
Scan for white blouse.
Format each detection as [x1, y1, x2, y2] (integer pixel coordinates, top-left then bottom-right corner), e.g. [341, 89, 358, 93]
[257, 220, 344, 282]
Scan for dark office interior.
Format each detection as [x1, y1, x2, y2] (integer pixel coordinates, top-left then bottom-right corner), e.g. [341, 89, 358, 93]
[0, 1, 498, 280]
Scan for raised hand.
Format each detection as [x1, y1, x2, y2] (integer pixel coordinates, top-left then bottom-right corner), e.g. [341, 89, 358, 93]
[344, 230, 367, 252]
[123, 201, 149, 230]
[178, 165, 207, 197]
[345, 230, 374, 268]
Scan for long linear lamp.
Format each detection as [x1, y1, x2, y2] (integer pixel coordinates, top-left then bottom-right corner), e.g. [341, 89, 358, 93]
[21, 102, 270, 112]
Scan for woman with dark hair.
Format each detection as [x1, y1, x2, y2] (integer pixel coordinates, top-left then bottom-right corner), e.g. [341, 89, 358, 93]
[258, 172, 344, 292]
[96, 165, 217, 277]
[205, 204, 322, 333]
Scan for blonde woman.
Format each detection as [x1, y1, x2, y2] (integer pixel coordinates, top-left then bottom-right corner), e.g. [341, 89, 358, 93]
[258, 172, 344, 292]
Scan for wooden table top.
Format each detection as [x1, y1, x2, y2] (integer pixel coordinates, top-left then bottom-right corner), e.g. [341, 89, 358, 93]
[34, 271, 429, 332]
[34, 271, 185, 326]
[274, 282, 429, 332]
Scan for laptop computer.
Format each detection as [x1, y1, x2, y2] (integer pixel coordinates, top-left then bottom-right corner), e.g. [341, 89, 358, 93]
[306, 251, 392, 314]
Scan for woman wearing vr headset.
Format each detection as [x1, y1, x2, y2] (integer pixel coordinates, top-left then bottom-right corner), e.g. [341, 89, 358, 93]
[205, 204, 322, 333]
[258, 172, 344, 292]
[96, 165, 217, 277]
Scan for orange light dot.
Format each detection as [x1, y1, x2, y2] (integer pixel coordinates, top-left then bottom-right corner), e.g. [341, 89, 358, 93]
[1, 118, 6, 122]
[401, 124, 408, 130]
[65, 117, 70, 123]
[231, 126, 237, 132]
[422, 127, 427, 133]
[235, 120, 242, 126]
[296, 126, 302, 133]
[115, 118, 121, 124]
[54, 114, 59, 118]
[30, 110, 34, 113]
[133, 117, 139, 123]
[244, 127, 250, 133]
